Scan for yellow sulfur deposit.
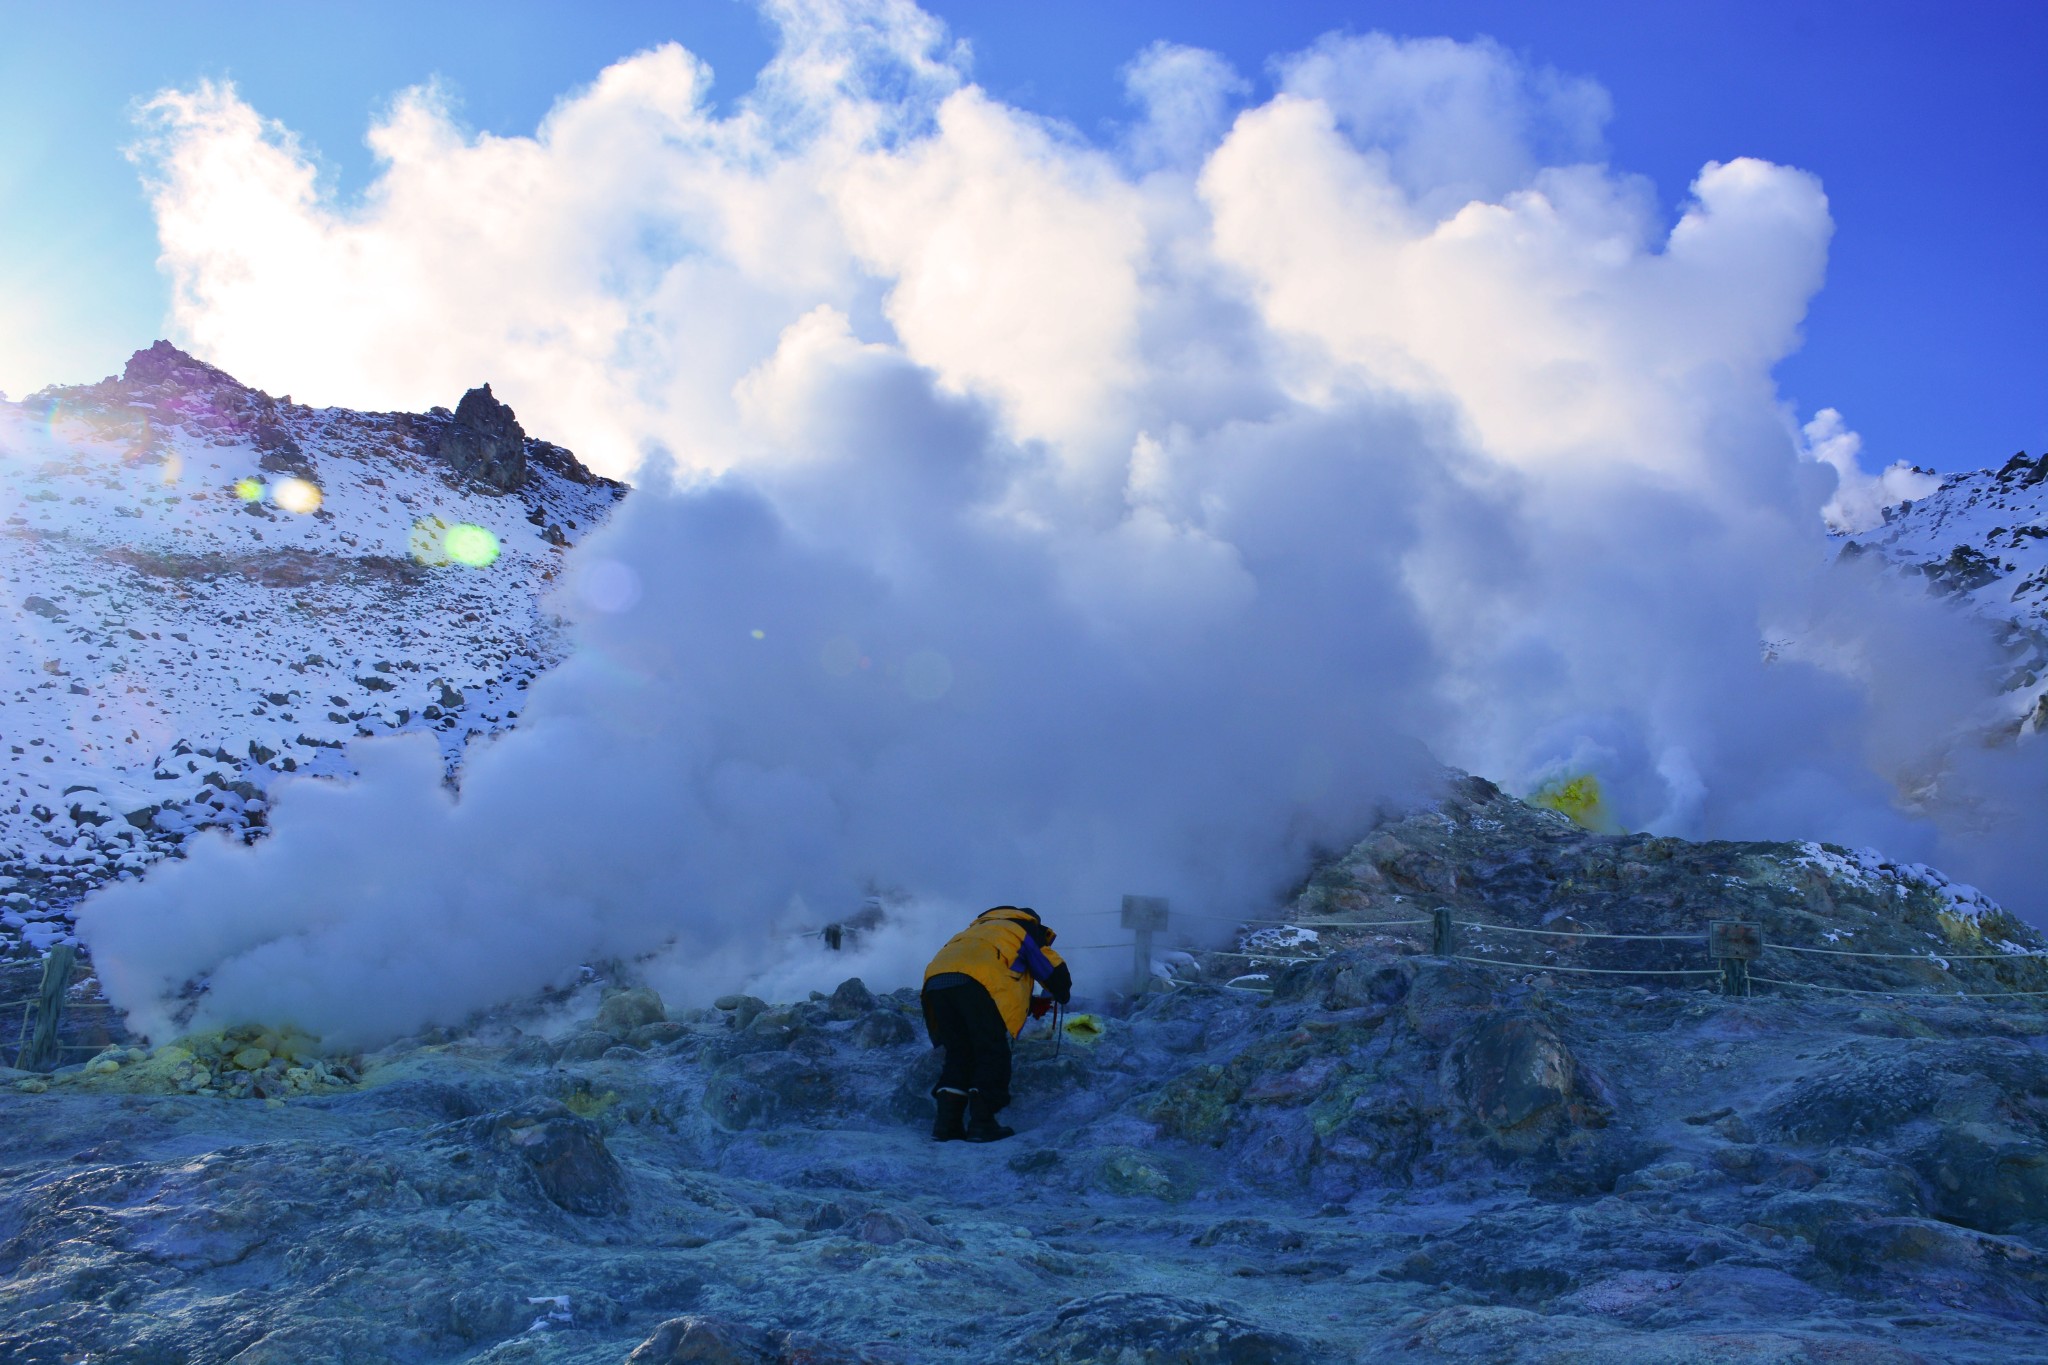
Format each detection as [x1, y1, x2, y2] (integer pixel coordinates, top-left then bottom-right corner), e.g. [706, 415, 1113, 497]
[1061, 1013, 1107, 1043]
[1528, 773, 1622, 834]
[43, 1023, 360, 1100]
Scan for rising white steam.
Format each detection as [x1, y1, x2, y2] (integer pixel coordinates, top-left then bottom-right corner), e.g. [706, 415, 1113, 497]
[1801, 407, 1942, 532]
[82, 0, 2042, 1044]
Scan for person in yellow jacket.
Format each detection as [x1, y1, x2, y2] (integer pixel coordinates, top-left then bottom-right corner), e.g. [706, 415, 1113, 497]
[921, 906, 1072, 1142]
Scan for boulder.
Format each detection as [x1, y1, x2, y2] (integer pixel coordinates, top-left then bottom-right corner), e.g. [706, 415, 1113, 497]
[625, 1315, 872, 1364]
[629, 1020, 691, 1049]
[715, 994, 768, 1029]
[503, 1035, 561, 1067]
[1917, 1123, 2048, 1233]
[852, 1011, 916, 1048]
[1019, 1292, 1317, 1365]
[597, 986, 666, 1036]
[1324, 961, 1409, 1011]
[1442, 1011, 1588, 1152]
[457, 1099, 628, 1215]
[827, 977, 877, 1020]
[557, 1030, 616, 1063]
[702, 1053, 841, 1131]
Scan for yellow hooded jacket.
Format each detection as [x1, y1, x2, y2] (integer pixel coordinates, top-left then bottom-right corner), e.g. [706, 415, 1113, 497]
[923, 907, 1070, 1038]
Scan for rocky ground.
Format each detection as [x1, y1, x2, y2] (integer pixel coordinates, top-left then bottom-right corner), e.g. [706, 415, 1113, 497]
[2, 779, 2045, 1364]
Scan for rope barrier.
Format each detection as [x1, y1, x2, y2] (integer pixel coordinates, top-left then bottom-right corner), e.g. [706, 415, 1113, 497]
[1175, 910, 1418, 926]
[0, 997, 116, 1011]
[1452, 954, 1720, 977]
[1456, 921, 1707, 943]
[1752, 975, 2048, 999]
[1770, 943, 2041, 961]
[1192, 948, 1329, 962]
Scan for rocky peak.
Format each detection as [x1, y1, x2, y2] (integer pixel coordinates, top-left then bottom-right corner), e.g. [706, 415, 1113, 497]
[1997, 449, 2048, 488]
[430, 383, 529, 493]
[119, 340, 248, 396]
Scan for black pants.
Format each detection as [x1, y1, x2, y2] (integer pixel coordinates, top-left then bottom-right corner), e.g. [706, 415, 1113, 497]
[921, 981, 1012, 1112]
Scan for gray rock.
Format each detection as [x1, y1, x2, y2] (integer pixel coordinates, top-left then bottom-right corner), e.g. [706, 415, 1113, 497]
[1818, 1216, 2048, 1318]
[428, 384, 529, 492]
[455, 1099, 628, 1215]
[597, 985, 667, 1036]
[716, 994, 768, 1029]
[1017, 1291, 1317, 1365]
[1323, 960, 1409, 1011]
[1917, 1122, 2048, 1233]
[1403, 959, 1500, 1045]
[556, 1029, 616, 1062]
[1442, 1011, 1589, 1152]
[702, 1053, 841, 1130]
[851, 1010, 916, 1048]
[849, 1207, 958, 1248]
[1088, 1145, 1196, 1201]
[503, 1035, 561, 1067]
[629, 1020, 691, 1049]
[625, 1314, 873, 1364]
[827, 977, 877, 1020]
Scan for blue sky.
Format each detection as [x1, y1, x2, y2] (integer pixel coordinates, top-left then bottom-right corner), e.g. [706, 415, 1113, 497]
[2, 0, 2043, 470]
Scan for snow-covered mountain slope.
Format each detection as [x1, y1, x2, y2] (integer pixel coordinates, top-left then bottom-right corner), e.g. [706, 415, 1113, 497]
[1837, 449, 2048, 734]
[0, 342, 624, 949]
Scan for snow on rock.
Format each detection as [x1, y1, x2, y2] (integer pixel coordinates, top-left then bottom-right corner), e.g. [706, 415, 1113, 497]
[0, 342, 624, 948]
[1837, 448, 2048, 733]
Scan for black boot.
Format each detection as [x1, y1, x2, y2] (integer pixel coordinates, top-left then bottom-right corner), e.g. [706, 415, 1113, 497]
[931, 1088, 968, 1142]
[963, 1089, 1014, 1143]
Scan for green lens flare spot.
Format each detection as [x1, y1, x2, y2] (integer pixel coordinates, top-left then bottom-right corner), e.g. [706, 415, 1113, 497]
[409, 518, 502, 568]
[233, 477, 263, 501]
[444, 523, 501, 567]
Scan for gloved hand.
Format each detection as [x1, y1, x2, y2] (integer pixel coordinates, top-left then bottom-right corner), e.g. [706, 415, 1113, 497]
[1028, 994, 1054, 1020]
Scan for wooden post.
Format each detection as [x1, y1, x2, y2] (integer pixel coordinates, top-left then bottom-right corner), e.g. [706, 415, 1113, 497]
[15, 944, 77, 1072]
[1121, 895, 1170, 995]
[1432, 907, 1455, 958]
[1708, 920, 1761, 998]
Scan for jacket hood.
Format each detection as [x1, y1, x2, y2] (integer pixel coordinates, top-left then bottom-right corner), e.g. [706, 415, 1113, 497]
[977, 905, 1054, 945]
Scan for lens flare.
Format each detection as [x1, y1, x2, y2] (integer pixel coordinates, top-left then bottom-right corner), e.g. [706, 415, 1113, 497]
[233, 477, 263, 501]
[273, 477, 322, 514]
[409, 518, 502, 568]
[577, 559, 641, 613]
[444, 523, 500, 568]
[1528, 772, 1621, 833]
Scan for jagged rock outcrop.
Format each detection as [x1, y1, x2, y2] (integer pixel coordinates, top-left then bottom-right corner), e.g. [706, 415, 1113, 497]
[426, 383, 530, 492]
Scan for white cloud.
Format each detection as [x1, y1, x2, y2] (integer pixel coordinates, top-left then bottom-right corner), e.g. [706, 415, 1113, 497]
[83, 2, 2043, 1045]
[1122, 42, 1250, 173]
